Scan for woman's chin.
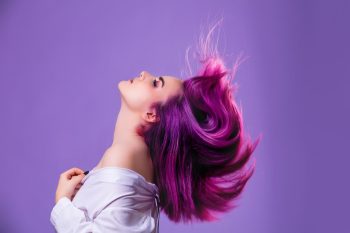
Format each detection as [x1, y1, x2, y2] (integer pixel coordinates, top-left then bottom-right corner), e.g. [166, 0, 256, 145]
[117, 80, 127, 89]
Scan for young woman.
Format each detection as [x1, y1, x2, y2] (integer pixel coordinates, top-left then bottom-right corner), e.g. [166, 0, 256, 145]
[50, 19, 261, 233]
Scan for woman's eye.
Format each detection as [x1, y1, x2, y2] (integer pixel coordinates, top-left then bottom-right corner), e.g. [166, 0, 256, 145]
[153, 79, 159, 87]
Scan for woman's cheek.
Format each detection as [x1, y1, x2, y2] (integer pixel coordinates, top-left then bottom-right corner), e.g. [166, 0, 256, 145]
[127, 93, 151, 111]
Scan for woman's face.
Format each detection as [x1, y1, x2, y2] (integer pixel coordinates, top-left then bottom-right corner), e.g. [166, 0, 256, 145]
[118, 71, 183, 121]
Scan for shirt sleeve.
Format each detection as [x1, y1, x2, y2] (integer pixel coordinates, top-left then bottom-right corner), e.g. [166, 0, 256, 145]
[50, 197, 156, 233]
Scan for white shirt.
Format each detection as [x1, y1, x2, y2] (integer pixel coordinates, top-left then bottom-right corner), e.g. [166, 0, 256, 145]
[50, 166, 160, 233]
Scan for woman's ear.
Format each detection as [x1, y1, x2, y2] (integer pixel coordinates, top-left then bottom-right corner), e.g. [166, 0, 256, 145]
[143, 109, 160, 123]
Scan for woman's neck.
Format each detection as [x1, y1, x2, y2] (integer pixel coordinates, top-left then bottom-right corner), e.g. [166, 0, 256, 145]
[110, 102, 149, 158]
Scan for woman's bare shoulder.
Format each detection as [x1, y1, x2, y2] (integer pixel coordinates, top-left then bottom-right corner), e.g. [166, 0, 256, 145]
[97, 146, 154, 183]
[99, 146, 133, 167]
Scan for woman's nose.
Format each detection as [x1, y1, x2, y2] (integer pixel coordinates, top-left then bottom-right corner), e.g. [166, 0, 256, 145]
[139, 71, 145, 80]
[140, 71, 152, 81]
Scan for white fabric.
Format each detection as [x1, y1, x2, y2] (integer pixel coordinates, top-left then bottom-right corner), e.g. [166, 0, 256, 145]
[50, 166, 160, 233]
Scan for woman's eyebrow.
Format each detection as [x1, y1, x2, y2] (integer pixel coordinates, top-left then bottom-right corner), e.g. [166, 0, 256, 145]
[159, 76, 165, 88]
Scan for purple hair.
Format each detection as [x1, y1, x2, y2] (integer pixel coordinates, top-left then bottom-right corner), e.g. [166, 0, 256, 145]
[139, 19, 262, 223]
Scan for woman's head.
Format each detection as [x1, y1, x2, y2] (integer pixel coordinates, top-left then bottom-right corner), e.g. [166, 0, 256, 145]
[131, 19, 261, 223]
[118, 71, 184, 126]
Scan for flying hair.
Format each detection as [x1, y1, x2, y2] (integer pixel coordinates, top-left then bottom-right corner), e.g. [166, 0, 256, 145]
[138, 17, 262, 224]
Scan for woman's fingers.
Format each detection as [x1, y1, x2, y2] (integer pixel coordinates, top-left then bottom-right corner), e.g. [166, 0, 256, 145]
[61, 167, 85, 179]
[67, 167, 84, 175]
[68, 173, 86, 187]
[75, 183, 82, 190]
[55, 167, 85, 203]
[72, 183, 83, 199]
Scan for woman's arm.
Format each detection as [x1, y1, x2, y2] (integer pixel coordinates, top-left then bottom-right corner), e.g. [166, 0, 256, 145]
[50, 196, 156, 233]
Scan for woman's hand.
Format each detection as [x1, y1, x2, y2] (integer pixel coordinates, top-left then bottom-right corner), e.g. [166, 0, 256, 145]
[54, 167, 86, 204]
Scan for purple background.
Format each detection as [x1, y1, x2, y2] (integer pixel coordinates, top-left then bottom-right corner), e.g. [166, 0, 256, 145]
[1, 1, 349, 233]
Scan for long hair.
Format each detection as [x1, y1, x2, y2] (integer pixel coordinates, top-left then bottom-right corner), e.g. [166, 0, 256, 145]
[139, 19, 262, 223]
